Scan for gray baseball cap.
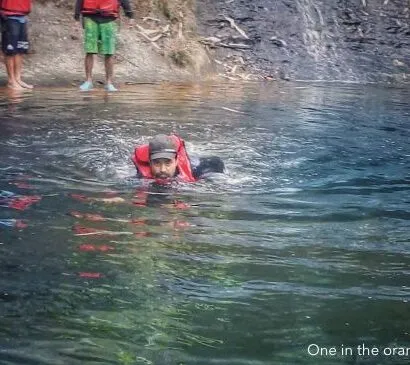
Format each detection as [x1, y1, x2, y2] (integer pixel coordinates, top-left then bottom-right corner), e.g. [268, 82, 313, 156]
[149, 134, 177, 161]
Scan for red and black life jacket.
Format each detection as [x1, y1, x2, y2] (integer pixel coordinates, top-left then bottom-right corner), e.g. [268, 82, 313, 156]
[0, 0, 31, 16]
[132, 135, 197, 183]
[81, 0, 119, 18]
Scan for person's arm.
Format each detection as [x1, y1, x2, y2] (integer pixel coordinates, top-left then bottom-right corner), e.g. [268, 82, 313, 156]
[74, 0, 84, 21]
[192, 156, 225, 179]
[120, 0, 134, 18]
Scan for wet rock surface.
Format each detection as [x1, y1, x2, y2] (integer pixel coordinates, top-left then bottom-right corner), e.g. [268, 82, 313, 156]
[1, 0, 409, 85]
[196, 0, 410, 82]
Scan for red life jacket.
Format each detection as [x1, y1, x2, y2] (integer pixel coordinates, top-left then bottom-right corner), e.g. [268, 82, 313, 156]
[81, 0, 119, 18]
[0, 0, 31, 16]
[132, 135, 197, 183]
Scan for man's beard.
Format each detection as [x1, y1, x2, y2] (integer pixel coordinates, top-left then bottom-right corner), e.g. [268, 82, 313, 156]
[154, 173, 172, 179]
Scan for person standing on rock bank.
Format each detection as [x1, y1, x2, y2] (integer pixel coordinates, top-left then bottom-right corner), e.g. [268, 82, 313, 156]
[0, 0, 33, 90]
[74, 0, 134, 92]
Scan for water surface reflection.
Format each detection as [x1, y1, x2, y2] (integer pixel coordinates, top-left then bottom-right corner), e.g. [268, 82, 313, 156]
[0, 82, 409, 365]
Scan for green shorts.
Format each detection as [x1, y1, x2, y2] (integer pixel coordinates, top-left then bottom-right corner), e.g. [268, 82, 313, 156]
[83, 17, 117, 55]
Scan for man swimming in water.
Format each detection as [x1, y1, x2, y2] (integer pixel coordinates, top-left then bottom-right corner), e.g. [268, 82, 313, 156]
[132, 134, 225, 182]
[69, 134, 224, 205]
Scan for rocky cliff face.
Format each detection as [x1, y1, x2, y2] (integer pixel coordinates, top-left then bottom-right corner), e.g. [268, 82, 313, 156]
[1, 0, 409, 84]
[196, 0, 410, 82]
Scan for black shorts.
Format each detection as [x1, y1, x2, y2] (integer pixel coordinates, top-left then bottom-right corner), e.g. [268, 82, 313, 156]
[1, 18, 29, 55]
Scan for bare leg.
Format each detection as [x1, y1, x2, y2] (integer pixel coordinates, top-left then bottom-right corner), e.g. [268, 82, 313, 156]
[15, 53, 33, 89]
[104, 55, 114, 85]
[5, 55, 23, 90]
[85, 53, 94, 82]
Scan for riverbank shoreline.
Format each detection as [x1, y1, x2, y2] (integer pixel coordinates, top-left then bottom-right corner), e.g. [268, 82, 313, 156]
[0, 2, 216, 88]
[1, 1, 409, 86]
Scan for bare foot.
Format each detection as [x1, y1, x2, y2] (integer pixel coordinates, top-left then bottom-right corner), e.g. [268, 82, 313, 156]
[17, 80, 34, 89]
[7, 82, 25, 91]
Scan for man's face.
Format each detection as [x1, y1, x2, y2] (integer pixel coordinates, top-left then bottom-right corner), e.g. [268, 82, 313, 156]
[150, 157, 177, 179]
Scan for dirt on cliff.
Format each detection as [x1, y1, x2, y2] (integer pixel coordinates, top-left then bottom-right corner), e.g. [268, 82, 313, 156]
[0, 0, 214, 87]
[1, 0, 409, 86]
